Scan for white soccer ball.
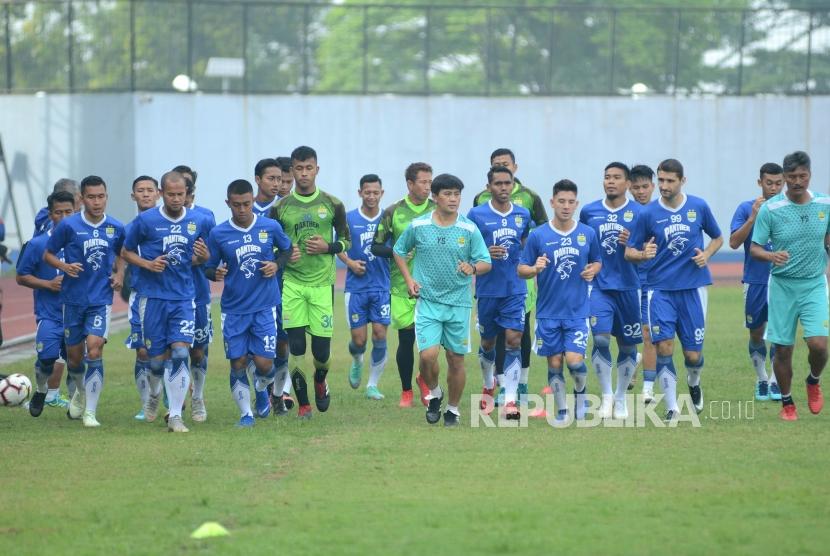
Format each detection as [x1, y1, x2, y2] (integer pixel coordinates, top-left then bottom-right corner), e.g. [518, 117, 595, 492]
[0, 374, 32, 406]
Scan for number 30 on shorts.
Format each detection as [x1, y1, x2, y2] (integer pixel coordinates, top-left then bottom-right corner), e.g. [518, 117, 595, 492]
[320, 315, 333, 329]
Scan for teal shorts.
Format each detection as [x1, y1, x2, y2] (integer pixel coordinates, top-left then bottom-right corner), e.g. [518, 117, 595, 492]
[414, 298, 471, 355]
[766, 275, 829, 346]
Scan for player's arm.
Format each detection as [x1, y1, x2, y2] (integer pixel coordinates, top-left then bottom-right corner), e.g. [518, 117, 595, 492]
[691, 203, 724, 268]
[44, 224, 83, 278]
[580, 232, 603, 281]
[517, 234, 546, 278]
[337, 251, 366, 276]
[17, 243, 62, 292]
[459, 228, 492, 276]
[329, 199, 351, 253]
[370, 208, 394, 258]
[392, 225, 418, 296]
[623, 219, 656, 263]
[204, 230, 226, 281]
[729, 199, 762, 249]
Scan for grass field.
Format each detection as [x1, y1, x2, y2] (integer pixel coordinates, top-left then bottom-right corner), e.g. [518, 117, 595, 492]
[1, 285, 828, 555]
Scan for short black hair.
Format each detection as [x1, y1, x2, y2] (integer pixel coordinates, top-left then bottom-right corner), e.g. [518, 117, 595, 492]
[172, 165, 197, 184]
[227, 179, 254, 198]
[553, 179, 578, 196]
[359, 174, 382, 188]
[490, 148, 516, 164]
[80, 175, 106, 194]
[255, 158, 280, 178]
[487, 165, 513, 184]
[132, 175, 158, 190]
[657, 159, 684, 178]
[759, 162, 783, 178]
[782, 151, 810, 173]
[629, 164, 654, 183]
[275, 156, 292, 173]
[47, 190, 75, 210]
[291, 146, 317, 164]
[160, 171, 187, 191]
[605, 162, 630, 179]
[405, 162, 432, 183]
[431, 173, 464, 195]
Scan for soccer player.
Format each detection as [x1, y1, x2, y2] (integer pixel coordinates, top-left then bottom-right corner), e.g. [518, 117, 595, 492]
[269, 146, 350, 419]
[473, 149, 547, 400]
[580, 162, 643, 419]
[393, 174, 491, 426]
[750, 151, 829, 421]
[518, 180, 601, 421]
[730, 163, 784, 401]
[206, 179, 292, 426]
[253, 158, 283, 217]
[17, 191, 76, 416]
[467, 166, 530, 418]
[44, 176, 125, 428]
[183, 173, 217, 422]
[371, 162, 435, 407]
[276, 156, 294, 199]
[122, 171, 210, 433]
[33, 179, 80, 237]
[124, 175, 160, 420]
[628, 164, 657, 401]
[338, 174, 390, 400]
[627, 159, 723, 421]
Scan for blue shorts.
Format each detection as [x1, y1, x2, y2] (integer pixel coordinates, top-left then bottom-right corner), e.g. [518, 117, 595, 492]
[590, 288, 642, 345]
[194, 303, 214, 348]
[476, 295, 526, 339]
[743, 283, 768, 330]
[276, 302, 288, 342]
[36, 318, 66, 361]
[344, 290, 391, 329]
[533, 317, 590, 356]
[641, 288, 650, 326]
[646, 287, 708, 352]
[125, 292, 144, 349]
[139, 297, 195, 357]
[63, 304, 111, 346]
[221, 307, 279, 360]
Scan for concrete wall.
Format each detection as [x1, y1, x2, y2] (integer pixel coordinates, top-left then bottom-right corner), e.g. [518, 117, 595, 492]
[1, 92, 828, 250]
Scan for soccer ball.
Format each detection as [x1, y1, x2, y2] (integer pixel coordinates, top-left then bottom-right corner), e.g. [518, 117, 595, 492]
[0, 374, 32, 406]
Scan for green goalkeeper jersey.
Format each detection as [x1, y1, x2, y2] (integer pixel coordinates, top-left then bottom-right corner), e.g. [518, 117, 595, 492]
[472, 179, 548, 226]
[752, 190, 830, 280]
[373, 196, 435, 297]
[270, 188, 350, 287]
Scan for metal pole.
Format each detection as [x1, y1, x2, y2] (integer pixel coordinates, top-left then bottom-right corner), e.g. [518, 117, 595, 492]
[736, 10, 746, 95]
[242, 3, 248, 94]
[67, 0, 74, 91]
[362, 5, 368, 94]
[547, 8, 555, 94]
[4, 3, 11, 92]
[187, 0, 193, 91]
[0, 136, 24, 253]
[805, 10, 814, 95]
[423, 6, 430, 94]
[672, 9, 681, 95]
[129, 0, 136, 91]
[608, 8, 616, 94]
[485, 7, 491, 96]
[302, 4, 310, 93]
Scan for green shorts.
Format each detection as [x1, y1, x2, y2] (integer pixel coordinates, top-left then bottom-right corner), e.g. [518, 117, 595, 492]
[414, 298, 471, 355]
[766, 275, 829, 346]
[391, 293, 416, 329]
[281, 281, 334, 338]
[525, 278, 536, 314]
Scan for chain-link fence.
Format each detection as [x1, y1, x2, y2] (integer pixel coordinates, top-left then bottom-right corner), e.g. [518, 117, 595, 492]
[1, 0, 828, 95]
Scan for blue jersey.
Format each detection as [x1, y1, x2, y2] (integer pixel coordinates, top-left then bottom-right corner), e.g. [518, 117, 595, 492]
[630, 194, 722, 291]
[253, 198, 279, 219]
[189, 205, 216, 305]
[344, 208, 390, 293]
[16, 232, 63, 321]
[46, 212, 125, 307]
[206, 215, 292, 314]
[33, 206, 51, 237]
[730, 199, 771, 285]
[123, 206, 209, 301]
[520, 222, 601, 319]
[467, 201, 530, 297]
[579, 198, 641, 291]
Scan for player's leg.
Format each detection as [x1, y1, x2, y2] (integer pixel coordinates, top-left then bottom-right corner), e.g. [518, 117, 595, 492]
[282, 282, 312, 417]
[563, 319, 590, 421]
[519, 311, 532, 398]
[163, 300, 195, 433]
[365, 292, 391, 400]
[496, 294, 526, 418]
[271, 303, 292, 412]
[438, 303, 472, 426]
[640, 289, 657, 402]
[765, 276, 800, 419]
[221, 312, 254, 427]
[62, 304, 88, 420]
[249, 307, 279, 419]
[589, 288, 614, 417]
[534, 318, 566, 420]
[415, 299, 444, 424]
[744, 283, 771, 401]
[799, 276, 829, 415]
[675, 287, 708, 415]
[77, 305, 109, 427]
[306, 284, 335, 413]
[649, 289, 680, 420]
[443, 349, 466, 427]
[125, 292, 150, 418]
[392, 293, 420, 406]
[493, 330, 506, 399]
[475, 297, 499, 412]
[612, 290, 642, 418]
[29, 318, 63, 417]
[190, 302, 212, 422]
[345, 292, 368, 389]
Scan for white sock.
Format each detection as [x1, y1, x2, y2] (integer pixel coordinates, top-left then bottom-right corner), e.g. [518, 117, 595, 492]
[165, 358, 190, 419]
[191, 361, 207, 400]
[368, 354, 386, 389]
[429, 386, 442, 399]
[281, 367, 292, 395]
[550, 371, 566, 414]
[657, 362, 678, 412]
[254, 368, 276, 392]
[479, 348, 496, 389]
[615, 352, 637, 400]
[502, 349, 521, 404]
[148, 372, 163, 397]
[751, 352, 768, 382]
[83, 360, 104, 414]
[447, 404, 459, 416]
[230, 370, 252, 417]
[45, 388, 59, 402]
[352, 352, 364, 366]
[592, 349, 613, 397]
[35, 363, 49, 393]
[519, 366, 529, 385]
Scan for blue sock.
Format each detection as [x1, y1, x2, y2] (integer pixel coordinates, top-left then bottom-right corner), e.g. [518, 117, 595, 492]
[349, 341, 366, 365]
[643, 369, 657, 382]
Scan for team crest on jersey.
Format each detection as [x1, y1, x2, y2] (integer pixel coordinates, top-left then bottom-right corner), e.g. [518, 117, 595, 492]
[515, 199, 524, 207]
[457, 236, 466, 247]
[105, 225, 115, 239]
[590, 316, 597, 327]
[623, 210, 634, 223]
[577, 233, 586, 246]
[317, 206, 328, 219]
[514, 215, 524, 227]
[187, 222, 197, 235]
[651, 325, 660, 335]
[686, 209, 697, 222]
[820, 211, 826, 222]
[258, 231, 269, 243]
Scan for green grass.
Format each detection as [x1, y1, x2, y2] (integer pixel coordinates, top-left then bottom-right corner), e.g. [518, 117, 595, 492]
[1, 286, 828, 555]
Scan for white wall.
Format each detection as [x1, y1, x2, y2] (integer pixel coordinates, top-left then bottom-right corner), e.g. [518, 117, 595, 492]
[1, 92, 828, 249]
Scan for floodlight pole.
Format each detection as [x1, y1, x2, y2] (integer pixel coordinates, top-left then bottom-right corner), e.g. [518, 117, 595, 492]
[0, 135, 23, 248]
